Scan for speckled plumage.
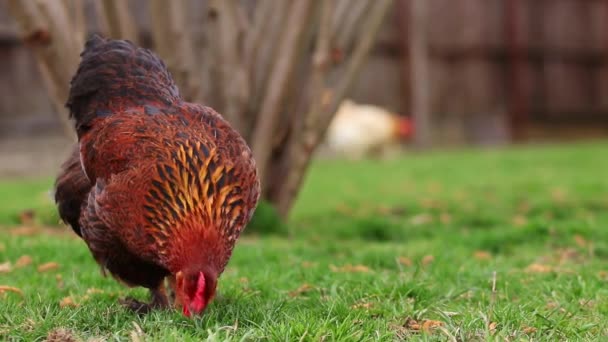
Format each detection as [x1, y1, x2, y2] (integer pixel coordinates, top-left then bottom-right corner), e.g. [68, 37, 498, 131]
[54, 35, 260, 310]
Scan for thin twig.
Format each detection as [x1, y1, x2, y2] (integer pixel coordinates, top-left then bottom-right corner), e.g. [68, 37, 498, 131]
[273, 0, 333, 215]
[99, 0, 138, 43]
[410, 0, 432, 147]
[250, 0, 317, 183]
[206, 0, 250, 133]
[488, 271, 497, 320]
[271, 0, 394, 217]
[248, 0, 290, 126]
[332, 0, 371, 55]
[7, 0, 78, 140]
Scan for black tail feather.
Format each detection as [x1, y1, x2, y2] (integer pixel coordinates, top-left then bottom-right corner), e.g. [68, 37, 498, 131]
[66, 34, 181, 135]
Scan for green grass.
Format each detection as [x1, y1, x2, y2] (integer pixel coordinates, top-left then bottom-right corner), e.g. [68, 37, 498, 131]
[2, 141, 608, 340]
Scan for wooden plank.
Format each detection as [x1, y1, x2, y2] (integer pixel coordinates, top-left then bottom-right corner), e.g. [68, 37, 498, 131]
[505, 0, 528, 140]
[409, 0, 432, 147]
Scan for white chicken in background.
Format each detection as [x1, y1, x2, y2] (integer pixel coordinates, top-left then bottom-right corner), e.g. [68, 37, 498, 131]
[321, 99, 414, 159]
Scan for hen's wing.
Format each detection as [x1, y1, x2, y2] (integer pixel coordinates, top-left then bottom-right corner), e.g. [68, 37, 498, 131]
[77, 105, 259, 272]
[80, 178, 169, 288]
[55, 146, 92, 237]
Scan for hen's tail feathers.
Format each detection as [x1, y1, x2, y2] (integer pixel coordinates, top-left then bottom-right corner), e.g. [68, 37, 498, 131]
[66, 34, 181, 133]
[55, 146, 93, 237]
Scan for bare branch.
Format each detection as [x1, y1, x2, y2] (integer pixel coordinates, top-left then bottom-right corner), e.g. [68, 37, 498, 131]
[248, 1, 290, 121]
[332, 0, 371, 55]
[66, 0, 86, 48]
[37, 0, 81, 57]
[272, 0, 334, 215]
[250, 0, 317, 183]
[319, 0, 394, 132]
[271, 0, 395, 217]
[149, 0, 201, 102]
[410, 0, 432, 147]
[99, 0, 139, 42]
[331, 0, 352, 31]
[245, 0, 274, 65]
[6, 0, 48, 42]
[7, 0, 79, 140]
[205, 0, 250, 134]
[93, 0, 110, 35]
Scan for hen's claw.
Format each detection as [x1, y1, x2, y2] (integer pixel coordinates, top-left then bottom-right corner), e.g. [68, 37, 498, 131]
[120, 286, 169, 315]
[119, 297, 151, 314]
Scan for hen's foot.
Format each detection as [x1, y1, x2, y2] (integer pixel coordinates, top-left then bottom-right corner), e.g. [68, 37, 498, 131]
[119, 297, 152, 314]
[120, 286, 169, 314]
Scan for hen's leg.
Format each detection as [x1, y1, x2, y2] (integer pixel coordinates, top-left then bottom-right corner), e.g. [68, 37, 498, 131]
[120, 283, 169, 314]
[167, 275, 177, 306]
[81, 179, 170, 315]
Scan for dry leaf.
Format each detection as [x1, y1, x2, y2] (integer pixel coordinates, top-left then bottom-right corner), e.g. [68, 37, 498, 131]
[426, 182, 443, 194]
[0, 285, 23, 296]
[512, 215, 528, 227]
[574, 235, 587, 248]
[404, 317, 421, 331]
[87, 337, 107, 342]
[351, 301, 374, 310]
[0, 262, 12, 274]
[9, 226, 38, 236]
[421, 320, 444, 332]
[463, 202, 476, 212]
[473, 251, 492, 261]
[439, 212, 452, 224]
[18, 210, 35, 225]
[420, 198, 441, 209]
[380, 206, 407, 216]
[551, 188, 567, 202]
[130, 322, 145, 342]
[488, 322, 498, 335]
[526, 263, 553, 273]
[404, 317, 444, 332]
[598, 271, 608, 279]
[86, 288, 104, 295]
[45, 328, 78, 342]
[334, 204, 354, 216]
[459, 290, 474, 299]
[56, 274, 64, 289]
[517, 201, 531, 213]
[329, 264, 371, 273]
[410, 213, 432, 225]
[38, 262, 60, 272]
[288, 283, 314, 297]
[522, 326, 537, 334]
[238, 277, 249, 284]
[558, 248, 579, 263]
[15, 255, 32, 268]
[397, 257, 413, 267]
[422, 255, 435, 266]
[301, 261, 317, 268]
[59, 296, 79, 308]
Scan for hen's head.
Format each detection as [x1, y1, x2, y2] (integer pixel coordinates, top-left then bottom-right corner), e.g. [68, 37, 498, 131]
[175, 269, 217, 316]
[396, 116, 414, 140]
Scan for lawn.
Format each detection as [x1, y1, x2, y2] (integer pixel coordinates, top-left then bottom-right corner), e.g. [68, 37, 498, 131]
[2, 141, 608, 341]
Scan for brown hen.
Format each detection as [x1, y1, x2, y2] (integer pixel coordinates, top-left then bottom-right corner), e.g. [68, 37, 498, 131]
[54, 35, 260, 316]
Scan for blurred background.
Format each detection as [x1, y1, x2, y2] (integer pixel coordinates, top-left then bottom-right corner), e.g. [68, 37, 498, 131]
[2, 1, 607, 175]
[2, 2, 608, 338]
[0, 0, 607, 212]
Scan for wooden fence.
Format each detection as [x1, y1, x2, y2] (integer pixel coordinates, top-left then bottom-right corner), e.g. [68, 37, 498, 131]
[0, 0, 607, 144]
